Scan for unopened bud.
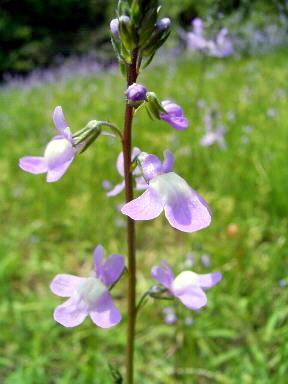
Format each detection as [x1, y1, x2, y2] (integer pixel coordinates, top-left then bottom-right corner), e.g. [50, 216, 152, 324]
[110, 18, 119, 36]
[155, 17, 171, 32]
[126, 83, 147, 102]
[119, 15, 130, 25]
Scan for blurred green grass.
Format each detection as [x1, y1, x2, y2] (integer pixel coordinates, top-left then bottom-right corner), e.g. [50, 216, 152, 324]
[0, 48, 287, 384]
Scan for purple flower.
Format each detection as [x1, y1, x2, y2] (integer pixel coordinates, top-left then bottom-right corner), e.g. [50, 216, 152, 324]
[192, 18, 204, 35]
[110, 18, 119, 36]
[19, 106, 76, 182]
[211, 28, 234, 57]
[187, 19, 233, 58]
[201, 253, 212, 268]
[163, 306, 177, 325]
[125, 83, 147, 102]
[152, 261, 222, 310]
[50, 245, 124, 328]
[107, 147, 147, 197]
[160, 100, 188, 130]
[200, 124, 226, 149]
[121, 150, 211, 233]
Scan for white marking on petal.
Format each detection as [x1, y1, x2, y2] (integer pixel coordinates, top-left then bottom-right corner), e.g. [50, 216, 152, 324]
[75, 277, 107, 309]
[150, 172, 194, 205]
[172, 271, 200, 293]
[44, 139, 74, 169]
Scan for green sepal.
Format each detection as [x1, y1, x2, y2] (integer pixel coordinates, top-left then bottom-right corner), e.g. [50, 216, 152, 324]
[119, 60, 127, 76]
[119, 17, 137, 51]
[78, 130, 101, 154]
[141, 29, 170, 57]
[146, 91, 167, 119]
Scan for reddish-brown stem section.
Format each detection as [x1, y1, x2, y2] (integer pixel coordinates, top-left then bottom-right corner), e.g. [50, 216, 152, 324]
[123, 48, 139, 384]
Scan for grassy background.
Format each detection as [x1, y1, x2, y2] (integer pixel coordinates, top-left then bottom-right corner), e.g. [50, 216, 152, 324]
[0, 48, 287, 383]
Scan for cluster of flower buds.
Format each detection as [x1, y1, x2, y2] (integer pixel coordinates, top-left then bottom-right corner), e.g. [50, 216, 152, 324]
[110, 0, 171, 71]
[125, 83, 189, 130]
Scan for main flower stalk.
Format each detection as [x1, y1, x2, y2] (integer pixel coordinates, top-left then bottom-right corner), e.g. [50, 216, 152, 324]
[123, 48, 139, 384]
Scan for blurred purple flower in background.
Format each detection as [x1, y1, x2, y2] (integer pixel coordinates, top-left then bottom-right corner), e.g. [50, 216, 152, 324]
[107, 147, 147, 197]
[266, 108, 278, 119]
[185, 316, 194, 326]
[200, 123, 226, 149]
[184, 252, 195, 268]
[163, 306, 177, 325]
[50, 245, 124, 328]
[201, 254, 212, 268]
[121, 150, 211, 233]
[102, 180, 112, 190]
[186, 18, 233, 58]
[152, 261, 222, 310]
[160, 100, 188, 130]
[19, 106, 76, 182]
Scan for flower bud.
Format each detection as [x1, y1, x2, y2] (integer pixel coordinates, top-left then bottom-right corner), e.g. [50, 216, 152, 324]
[155, 17, 171, 32]
[119, 15, 130, 25]
[126, 83, 147, 102]
[110, 18, 119, 36]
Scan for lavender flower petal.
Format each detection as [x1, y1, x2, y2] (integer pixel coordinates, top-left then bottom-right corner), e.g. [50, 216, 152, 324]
[116, 147, 141, 177]
[175, 286, 207, 310]
[151, 265, 173, 289]
[121, 187, 163, 220]
[53, 106, 68, 133]
[54, 297, 88, 327]
[19, 156, 47, 174]
[160, 100, 188, 131]
[50, 274, 86, 297]
[46, 158, 74, 182]
[107, 181, 125, 197]
[198, 272, 222, 289]
[101, 254, 125, 285]
[149, 173, 211, 233]
[160, 114, 188, 131]
[89, 291, 121, 328]
[162, 150, 174, 173]
[141, 154, 163, 180]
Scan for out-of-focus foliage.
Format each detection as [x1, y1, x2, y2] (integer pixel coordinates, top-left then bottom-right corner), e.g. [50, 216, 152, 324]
[0, 0, 115, 76]
[0, 0, 285, 76]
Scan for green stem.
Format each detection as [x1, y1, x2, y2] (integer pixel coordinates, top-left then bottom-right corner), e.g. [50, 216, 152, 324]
[123, 48, 139, 384]
[98, 121, 123, 140]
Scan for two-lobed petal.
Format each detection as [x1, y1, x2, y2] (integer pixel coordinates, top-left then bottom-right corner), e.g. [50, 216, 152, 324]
[122, 172, 211, 233]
